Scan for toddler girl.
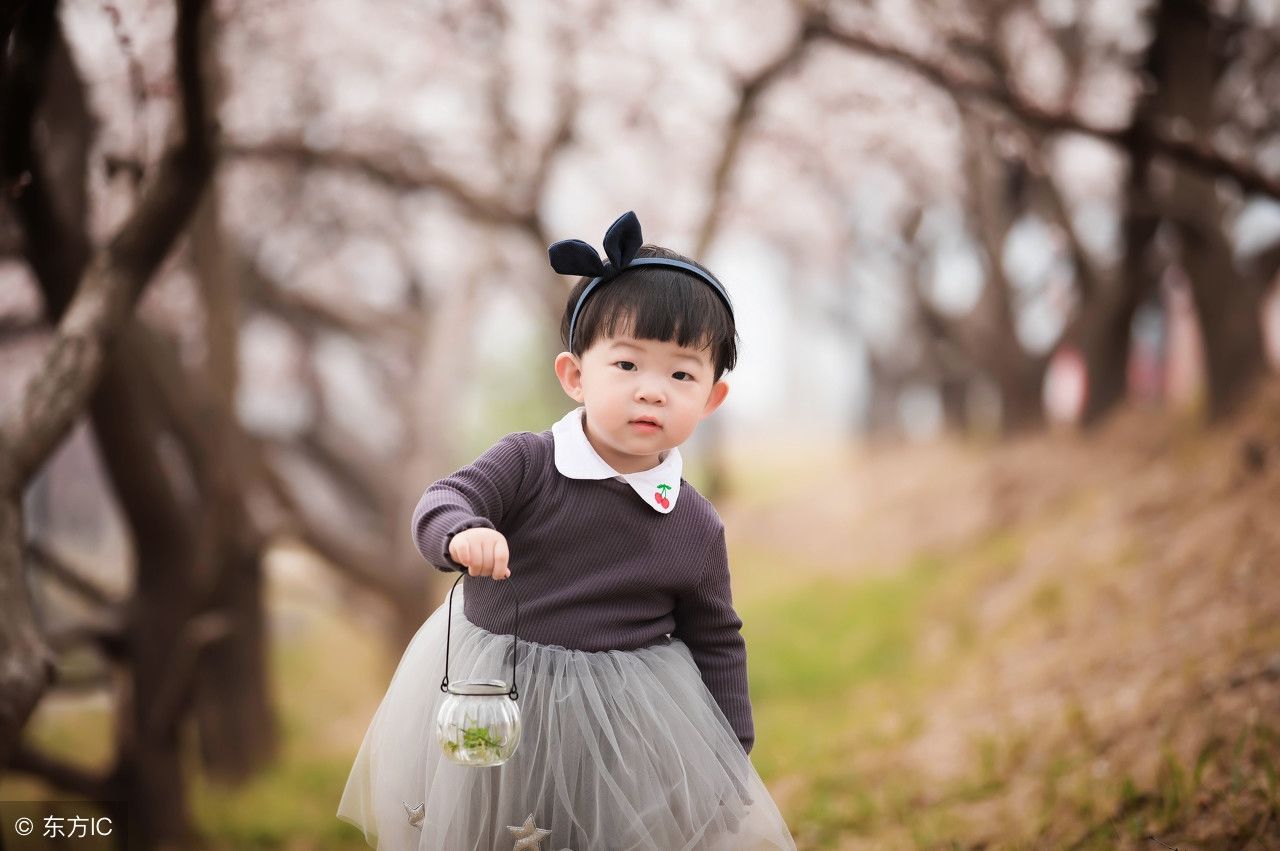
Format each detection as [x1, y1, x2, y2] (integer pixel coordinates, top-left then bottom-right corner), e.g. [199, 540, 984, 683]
[338, 211, 796, 850]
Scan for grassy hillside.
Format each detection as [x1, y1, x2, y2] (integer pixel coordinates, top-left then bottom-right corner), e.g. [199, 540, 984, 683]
[726, 386, 1280, 849]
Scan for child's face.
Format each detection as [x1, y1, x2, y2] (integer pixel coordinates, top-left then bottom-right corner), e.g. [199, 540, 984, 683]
[554, 334, 729, 474]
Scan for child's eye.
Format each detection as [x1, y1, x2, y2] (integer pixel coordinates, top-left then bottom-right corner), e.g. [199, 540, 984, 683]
[673, 371, 693, 381]
[614, 361, 636, 371]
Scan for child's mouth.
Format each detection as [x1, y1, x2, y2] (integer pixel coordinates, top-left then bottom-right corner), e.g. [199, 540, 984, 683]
[630, 420, 661, 432]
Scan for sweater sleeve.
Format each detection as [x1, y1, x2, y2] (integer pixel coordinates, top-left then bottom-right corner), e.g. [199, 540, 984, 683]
[410, 433, 529, 573]
[672, 522, 755, 754]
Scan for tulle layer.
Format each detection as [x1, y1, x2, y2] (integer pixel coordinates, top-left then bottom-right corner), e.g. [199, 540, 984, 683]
[337, 582, 796, 850]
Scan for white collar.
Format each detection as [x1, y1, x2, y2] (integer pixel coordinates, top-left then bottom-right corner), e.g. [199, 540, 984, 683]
[551, 407, 682, 514]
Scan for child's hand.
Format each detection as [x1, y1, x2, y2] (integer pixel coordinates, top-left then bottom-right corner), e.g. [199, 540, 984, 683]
[448, 528, 511, 580]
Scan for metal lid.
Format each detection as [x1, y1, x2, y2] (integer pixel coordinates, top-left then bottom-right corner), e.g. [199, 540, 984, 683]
[446, 678, 511, 696]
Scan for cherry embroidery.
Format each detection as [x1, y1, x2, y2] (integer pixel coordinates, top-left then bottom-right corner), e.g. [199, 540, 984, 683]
[654, 483, 672, 509]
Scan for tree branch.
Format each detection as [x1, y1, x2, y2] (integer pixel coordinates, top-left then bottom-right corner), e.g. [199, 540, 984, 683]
[0, 0, 214, 490]
[0, 313, 46, 344]
[223, 138, 533, 229]
[146, 611, 232, 738]
[248, 439, 407, 599]
[810, 16, 1280, 201]
[697, 14, 820, 255]
[8, 742, 111, 799]
[25, 541, 123, 610]
[244, 256, 422, 342]
[45, 622, 129, 659]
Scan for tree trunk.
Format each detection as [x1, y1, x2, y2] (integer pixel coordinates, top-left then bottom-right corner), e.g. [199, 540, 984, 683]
[90, 353, 200, 847]
[2, 13, 214, 848]
[961, 115, 1046, 433]
[188, 186, 278, 782]
[8, 1, 214, 841]
[862, 350, 904, 437]
[1151, 0, 1266, 418]
[938, 376, 970, 432]
[1078, 157, 1159, 425]
[396, 275, 483, 645]
[0, 495, 57, 767]
[0, 0, 78, 768]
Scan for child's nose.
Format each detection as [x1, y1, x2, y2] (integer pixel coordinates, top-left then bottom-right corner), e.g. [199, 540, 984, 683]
[635, 384, 665, 404]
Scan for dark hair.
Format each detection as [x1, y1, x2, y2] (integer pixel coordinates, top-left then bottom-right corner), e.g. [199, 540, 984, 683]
[559, 245, 738, 381]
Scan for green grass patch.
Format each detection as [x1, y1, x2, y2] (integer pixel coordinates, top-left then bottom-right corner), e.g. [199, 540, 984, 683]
[744, 553, 944, 703]
[742, 551, 985, 845]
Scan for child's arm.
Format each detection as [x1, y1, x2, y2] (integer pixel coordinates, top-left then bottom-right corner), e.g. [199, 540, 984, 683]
[411, 433, 529, 573]
[672, 524, 755, 754]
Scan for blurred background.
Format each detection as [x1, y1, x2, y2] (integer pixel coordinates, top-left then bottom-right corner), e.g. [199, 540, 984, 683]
[1, 0, 1278, 848]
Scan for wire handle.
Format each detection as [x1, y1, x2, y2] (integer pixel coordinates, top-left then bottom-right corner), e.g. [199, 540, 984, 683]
[440, 571, 520, 701]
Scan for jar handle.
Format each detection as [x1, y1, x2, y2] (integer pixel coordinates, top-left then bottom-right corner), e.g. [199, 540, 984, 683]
[439, 572, 520, 701]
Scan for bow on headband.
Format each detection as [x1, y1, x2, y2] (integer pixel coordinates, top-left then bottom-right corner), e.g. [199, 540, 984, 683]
[548, 210, 734, 351]
[549, 210, 644, 281]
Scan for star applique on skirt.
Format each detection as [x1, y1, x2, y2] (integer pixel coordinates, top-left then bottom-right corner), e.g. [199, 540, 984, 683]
[402, 800, 425, 829]
[506, 813, 553, 850]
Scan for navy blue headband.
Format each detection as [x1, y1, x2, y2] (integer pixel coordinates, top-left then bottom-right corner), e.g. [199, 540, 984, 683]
[548, 210, 734, 352]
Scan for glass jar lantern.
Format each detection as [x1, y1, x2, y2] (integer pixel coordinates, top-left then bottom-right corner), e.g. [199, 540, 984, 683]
[436, 574, 522, 767]
[437, 679, 522, 766]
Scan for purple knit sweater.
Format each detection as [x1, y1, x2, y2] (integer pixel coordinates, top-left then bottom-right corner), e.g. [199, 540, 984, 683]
[411, 428, 754, 753]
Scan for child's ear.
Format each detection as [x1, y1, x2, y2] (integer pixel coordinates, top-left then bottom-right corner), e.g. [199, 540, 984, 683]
[554, 351, 585, 403]
[701, 380, 729, 418]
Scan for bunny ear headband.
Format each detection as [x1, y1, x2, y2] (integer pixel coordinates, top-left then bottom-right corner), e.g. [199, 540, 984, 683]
[548, 210, 734, 352]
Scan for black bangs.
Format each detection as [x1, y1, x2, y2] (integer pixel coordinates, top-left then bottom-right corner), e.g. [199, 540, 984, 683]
[560, 245, 739, 380]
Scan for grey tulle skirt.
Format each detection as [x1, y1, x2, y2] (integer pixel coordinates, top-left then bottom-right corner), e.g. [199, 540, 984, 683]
[337, 582, 796, 850]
